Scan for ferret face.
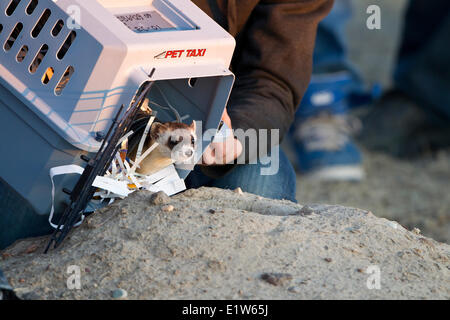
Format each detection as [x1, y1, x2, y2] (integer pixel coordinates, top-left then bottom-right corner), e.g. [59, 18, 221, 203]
[151, 121, 197, 164]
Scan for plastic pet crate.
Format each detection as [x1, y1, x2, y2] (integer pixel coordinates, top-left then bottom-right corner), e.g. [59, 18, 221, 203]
[0, 0, 235, 246]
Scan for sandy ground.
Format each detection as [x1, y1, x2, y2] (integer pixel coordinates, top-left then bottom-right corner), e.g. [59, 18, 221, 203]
[293, 0, 450, 244]
[1, 188, 449, 300]
[295, 149, 450, 244]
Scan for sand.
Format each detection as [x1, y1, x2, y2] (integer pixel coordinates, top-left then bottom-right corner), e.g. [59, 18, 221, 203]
[1, 187, 449, 300]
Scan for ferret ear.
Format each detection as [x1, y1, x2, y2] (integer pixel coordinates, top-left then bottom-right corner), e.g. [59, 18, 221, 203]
[150, 122, 168, 141]
[190, 120, 196, 132]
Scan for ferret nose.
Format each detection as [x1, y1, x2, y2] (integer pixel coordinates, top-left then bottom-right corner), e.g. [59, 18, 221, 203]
[185, 150, 193, 157]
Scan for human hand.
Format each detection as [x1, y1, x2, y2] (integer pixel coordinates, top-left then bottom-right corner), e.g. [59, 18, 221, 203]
[201, 108, 243, 165]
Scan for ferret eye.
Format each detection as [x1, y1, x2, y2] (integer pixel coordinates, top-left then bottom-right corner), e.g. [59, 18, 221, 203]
[191, 135, 195, 145]
[168, 138, 178, 147]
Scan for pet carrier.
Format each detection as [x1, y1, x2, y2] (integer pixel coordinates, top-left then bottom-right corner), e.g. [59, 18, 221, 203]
[0, 0, 235, 248]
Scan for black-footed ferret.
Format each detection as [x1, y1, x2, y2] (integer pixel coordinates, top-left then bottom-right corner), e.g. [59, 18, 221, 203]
[128, 117, 197, 175]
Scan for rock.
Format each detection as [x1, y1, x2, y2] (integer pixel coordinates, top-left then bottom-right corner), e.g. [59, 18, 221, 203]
[297, 206, 314, 216]
[1, 252, 12, 259]
[385, 220, 404, 231]
[14, 287, 41, 300]
[208, 209, 216, 214]
[150, 191, 170, 205]
[21, 291, 42, 300]
[25, 244, 39, 254]
[234, 187, 243, 195]
[207, 260, 226, 272]
[288, 286, 301, 294]
[324, 258, 332, 263]
[162, 205, 174, 212]
[112, 288, 128, 300]
[260, 273, 293, 286]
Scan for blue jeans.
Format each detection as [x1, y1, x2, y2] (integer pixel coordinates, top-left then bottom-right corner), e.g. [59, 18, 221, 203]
[311, 0, 364, 97]
[185, 149, 297, 202]
[315, 0, 450, 120]
[394, 0, 450, 121]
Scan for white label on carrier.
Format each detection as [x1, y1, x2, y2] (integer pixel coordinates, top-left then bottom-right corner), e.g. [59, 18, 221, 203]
[116, 11, 176, 33]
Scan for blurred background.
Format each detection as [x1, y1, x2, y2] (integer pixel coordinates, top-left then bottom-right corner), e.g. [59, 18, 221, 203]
[284, 0, 450, 243]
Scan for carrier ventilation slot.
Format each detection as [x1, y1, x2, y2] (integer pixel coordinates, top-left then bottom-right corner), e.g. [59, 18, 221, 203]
[4, 23, 23, 51]
[57, 31, 76, 60]
[51, 20, 64, 37]
[31, 8, 51, 38]
[16, 45, 28, 62]
[26, 0, 38, 15]
[42, 67, 54, 84]
[0, 24, 3, 35]
[29, 44, 48, 73]
[6, 0, 22, 16]
[55, 66, 74, 95]
[188, 78, 198, 88]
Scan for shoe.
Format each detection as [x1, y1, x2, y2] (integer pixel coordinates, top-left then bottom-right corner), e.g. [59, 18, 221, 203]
[358, 89, 450, 157]
[289, 72, 373, 181]
[290, 112, 364, 181]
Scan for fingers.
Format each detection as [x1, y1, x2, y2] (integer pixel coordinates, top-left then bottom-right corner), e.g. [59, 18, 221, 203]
[201, 137, 243, 165]
[202, 144, 216, 165]
[233, 138, 243, 162]
[221, 108, 232, 129]
[200, 108, 239, 166]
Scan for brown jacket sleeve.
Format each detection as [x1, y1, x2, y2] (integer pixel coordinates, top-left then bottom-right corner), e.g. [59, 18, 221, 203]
[195, 0, 334, 178]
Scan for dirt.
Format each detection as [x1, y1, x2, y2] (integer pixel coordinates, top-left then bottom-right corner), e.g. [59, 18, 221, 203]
[295, 149, 450, 244]
[1, 188, 449, 300]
